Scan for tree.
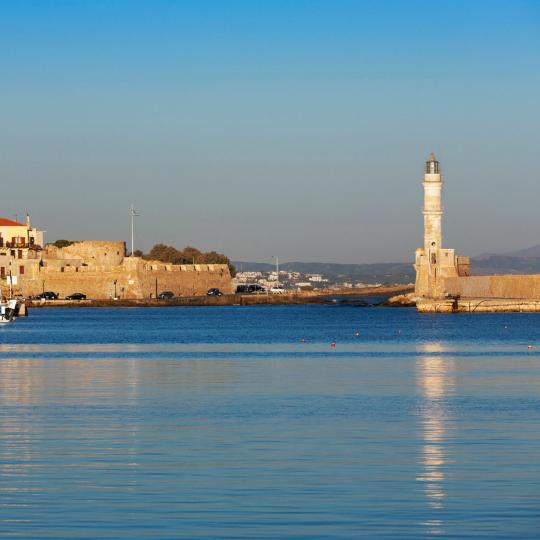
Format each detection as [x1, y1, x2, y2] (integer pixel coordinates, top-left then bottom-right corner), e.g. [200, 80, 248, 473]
[53, 239, 73, 248]
[143, 243, 235, 275]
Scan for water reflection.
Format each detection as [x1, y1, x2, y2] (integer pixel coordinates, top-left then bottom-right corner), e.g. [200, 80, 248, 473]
[416, 342, 456, 534]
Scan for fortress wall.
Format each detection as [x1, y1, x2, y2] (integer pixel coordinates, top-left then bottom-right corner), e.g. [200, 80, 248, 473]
[20, 265, 143, 299]
[17, 260, 233, 299]
[136, 263, 233, 297]
[45, 241, 126, 266]
[445, 274, 540, 299]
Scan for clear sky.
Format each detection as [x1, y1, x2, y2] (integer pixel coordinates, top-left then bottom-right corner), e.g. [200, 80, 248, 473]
[1, 0, 539, 263]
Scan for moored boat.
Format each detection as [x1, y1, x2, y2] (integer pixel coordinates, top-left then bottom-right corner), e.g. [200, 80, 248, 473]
[0, 299, 18, 324]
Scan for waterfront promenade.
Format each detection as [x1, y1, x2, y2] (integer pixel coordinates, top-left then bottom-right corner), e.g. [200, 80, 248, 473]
[26, 285, 413, 308]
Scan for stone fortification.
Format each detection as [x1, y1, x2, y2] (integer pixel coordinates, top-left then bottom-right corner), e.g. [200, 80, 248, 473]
[45, 241, 125, 266]
[445, 274, 540, 300]
[135, 261, 233, 298]
[10, 241, 233, 299]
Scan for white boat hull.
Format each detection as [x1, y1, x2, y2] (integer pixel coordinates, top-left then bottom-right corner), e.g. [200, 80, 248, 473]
[0, 300, 18, 324]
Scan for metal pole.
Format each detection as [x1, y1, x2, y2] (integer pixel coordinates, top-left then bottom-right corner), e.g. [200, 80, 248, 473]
[130, 204, 140, 256]
[130, 205, 134, 256]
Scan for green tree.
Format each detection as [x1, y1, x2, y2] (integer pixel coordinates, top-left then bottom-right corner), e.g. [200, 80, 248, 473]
[143, 243, 235, 275]
[53, 239, 73, 248]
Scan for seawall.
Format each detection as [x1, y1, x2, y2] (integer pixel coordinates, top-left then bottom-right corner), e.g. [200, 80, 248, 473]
[417, 297, 540, 313]
[28, 285, 414, 308]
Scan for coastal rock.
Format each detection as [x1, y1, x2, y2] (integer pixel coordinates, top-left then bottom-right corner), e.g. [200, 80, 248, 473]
[382, 292, 417, 307]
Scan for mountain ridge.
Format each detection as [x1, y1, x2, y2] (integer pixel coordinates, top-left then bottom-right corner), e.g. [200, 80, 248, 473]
[234, 246, 540, 284]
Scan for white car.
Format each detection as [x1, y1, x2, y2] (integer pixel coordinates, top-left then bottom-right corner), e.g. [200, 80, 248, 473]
[270, 285, 286, 294]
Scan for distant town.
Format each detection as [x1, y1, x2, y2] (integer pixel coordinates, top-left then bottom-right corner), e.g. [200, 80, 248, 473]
[234, 268, 388, 292]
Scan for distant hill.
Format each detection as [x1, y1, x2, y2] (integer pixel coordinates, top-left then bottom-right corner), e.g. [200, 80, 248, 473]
[503, 245, 540, 258]
[470, 244, 540, 274]
[233, 261, 415, 284]
[235, 245, 540, 284]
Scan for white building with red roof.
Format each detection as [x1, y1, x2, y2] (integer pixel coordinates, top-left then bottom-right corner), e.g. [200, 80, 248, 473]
[0, 215, 44, 281]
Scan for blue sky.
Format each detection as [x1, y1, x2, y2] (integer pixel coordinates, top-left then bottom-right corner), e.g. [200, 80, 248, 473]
[1, 0, 539, 262]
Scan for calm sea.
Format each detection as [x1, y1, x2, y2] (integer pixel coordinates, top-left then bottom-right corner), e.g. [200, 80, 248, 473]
[0, 305, 539, 538]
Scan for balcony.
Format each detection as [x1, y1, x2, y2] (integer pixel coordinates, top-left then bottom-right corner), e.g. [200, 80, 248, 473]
[1, 242, 42, 250]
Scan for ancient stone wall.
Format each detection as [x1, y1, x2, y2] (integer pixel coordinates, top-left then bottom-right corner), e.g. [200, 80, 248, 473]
[17, 258, 233, 299]
[445, 274, 540, 299]
[136, 263, 233, 298]
[44, 241, 125, 266]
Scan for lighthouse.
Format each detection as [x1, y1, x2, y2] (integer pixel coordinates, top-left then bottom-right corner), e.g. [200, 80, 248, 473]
[414, 153, 463, 299]
[423, 153, 443, 268]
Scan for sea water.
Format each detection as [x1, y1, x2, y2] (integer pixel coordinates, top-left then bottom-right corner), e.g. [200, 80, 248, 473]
[0, 305, 539, 538]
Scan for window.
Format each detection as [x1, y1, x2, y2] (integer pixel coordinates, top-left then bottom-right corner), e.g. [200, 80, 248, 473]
[17, 250, 22, 259]
[0, 267, 4, 278]
[431, 254, 437, 264]
[10, 250, 15, 257]
[19, 266, 24, 275]
[61, 267, 64, 272]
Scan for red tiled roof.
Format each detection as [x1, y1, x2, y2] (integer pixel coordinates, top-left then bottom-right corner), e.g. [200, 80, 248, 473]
[0, 217, 26, 227]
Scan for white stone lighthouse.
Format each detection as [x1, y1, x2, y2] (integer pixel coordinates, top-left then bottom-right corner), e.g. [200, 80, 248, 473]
[423, 152, 443, 268]
[414, 153, 465, 298]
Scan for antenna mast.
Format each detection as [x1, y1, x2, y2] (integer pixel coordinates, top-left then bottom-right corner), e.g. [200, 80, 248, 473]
[130, 204, 140, 256]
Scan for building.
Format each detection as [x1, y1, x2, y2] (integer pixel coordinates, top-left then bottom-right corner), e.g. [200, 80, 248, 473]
[414, 154, 540, 312]
[307, 274, 328, 283]
[0, 215, 45, 282]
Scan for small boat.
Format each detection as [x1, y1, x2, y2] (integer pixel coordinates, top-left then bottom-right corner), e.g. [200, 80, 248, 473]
[0, 299, 18, 324]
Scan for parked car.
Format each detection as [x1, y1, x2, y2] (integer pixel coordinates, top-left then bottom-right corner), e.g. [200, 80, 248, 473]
[270, 285, 286, 294]
[66, 293, 87, 300]
[236, 284, 267, 294]
[247, 284, 267, 294]
[207, 288, 223, 296]
[158, 291, 175, 300]
[35, 291, 59, 300]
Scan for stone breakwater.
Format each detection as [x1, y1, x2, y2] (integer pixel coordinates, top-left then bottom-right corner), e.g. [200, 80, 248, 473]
[417, 297, 540, 313]
[29, 294, 320, 308]
[28, 285, 414, 308]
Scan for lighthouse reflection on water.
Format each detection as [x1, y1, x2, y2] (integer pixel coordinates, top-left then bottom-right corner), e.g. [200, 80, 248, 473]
[416, 342, 456, 534]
